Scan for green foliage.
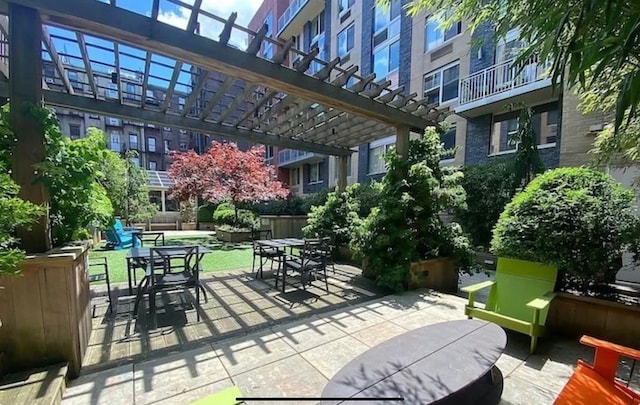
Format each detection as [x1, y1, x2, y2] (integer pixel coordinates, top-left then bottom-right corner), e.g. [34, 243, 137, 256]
[33, 108, 113, 246]
[508, 104, 545, 188]
[213, 202, 257, 231]
[241, 190, 330, 216]
[303, 183, 381, 247]
[351, 127, 475, 291]
[455, 160, 516, 248]
[492, 167, 640, 289]
[121, 150, 157, 224]
[179, 198, 197, 223]
[197, 202, 217, 222]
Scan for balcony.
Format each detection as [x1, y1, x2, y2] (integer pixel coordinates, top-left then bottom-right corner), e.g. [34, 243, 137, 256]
[278, 149, 324, 168]
[455, 56, 555, 118]
[277, 0, 324, 39]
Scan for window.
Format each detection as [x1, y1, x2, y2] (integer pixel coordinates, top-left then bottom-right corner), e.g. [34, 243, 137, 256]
[130, 157, 140, 167]
[164, 140, 171, 154]
[334, 156, 352, 178]
[107, 83, 117, 99]
[129, 133, 138, 149]
[147, 137, 156, 152]
[164, 127, 172, 131]
[68, 124, 81, 139]
[373, 40, 400, 80]
[310, 13, 325, 40]
[490, 104, 559, 154]
[337, 25, 355, 58]
[178, 97, 186, 111]
[125, 82, 136, 98]
[110, 132, 121, 152]
[423, 63, 460, 105]
[368, 138, 395, 174]
[309, 163, 322, 183]
[148, 161, 157, 170]
[263, 11, 274, 59]
[339, 0, 355, 14]
[179, 142, 187, 151]
[290, 168, 300, 186]
[425, 14, 462, 52]
[440, 124, 456, 160]
[374, 0, 401, 34]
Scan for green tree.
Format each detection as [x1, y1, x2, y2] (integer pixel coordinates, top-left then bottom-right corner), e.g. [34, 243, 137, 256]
[509, 104, 545, 189]
[122, 150, 157, 225]
[381, 0, 640, 132]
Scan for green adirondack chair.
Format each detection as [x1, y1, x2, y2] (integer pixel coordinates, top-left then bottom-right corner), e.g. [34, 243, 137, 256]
[190, 385, 244, 405]
[461, 257, 558, 353]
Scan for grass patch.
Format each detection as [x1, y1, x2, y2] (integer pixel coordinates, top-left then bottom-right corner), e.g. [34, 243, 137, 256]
[90, 234, 255, 284]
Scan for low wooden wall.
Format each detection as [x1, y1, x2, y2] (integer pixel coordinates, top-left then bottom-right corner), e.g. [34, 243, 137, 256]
[260, 215, 308, 239]
[548, 292, 640, 348]
[0, 242, 92, 378]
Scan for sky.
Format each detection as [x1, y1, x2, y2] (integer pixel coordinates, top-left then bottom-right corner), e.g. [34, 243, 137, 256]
[47, 0, 263, 93]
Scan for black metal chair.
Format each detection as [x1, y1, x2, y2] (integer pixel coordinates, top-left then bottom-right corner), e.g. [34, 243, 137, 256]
[133, 246, 206, 328]
[88, 257, 113, 314]
[320, 234, 336, 273]
[252, 229, 282, 279]
[277, 238, 329, 292]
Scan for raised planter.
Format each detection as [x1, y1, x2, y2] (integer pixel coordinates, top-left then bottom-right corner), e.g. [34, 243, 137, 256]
[0, 241, 92, 378]
[198, 222, 216, 231]
[181, 222, 196, 231]
[547, 292, 640, 348]
[215, 227, 252, 243]
[409, 257, 459, 292]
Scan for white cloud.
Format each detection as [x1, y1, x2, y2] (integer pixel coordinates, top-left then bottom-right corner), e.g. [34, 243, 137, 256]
[158, 0, 263, 50]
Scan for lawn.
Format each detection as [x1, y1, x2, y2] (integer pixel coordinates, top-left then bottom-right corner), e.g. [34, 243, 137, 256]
[90, 234, 255, 284]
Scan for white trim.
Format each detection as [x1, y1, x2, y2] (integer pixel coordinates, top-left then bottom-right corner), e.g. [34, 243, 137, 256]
[308, 181, 323, 185]
[426, 33, 461, 54]
[370, 135, 396, 148]
[367, 170, 387, 176]
[439, 158, 455, 164]
[487, 142, 557, 157]
[423, 61, 461, 105]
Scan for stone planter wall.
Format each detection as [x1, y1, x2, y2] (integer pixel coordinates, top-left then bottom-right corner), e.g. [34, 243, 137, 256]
[0, 241, 92, 378]
[259, 215, 308, 239]
[409, 257, 459, 292]
[215, 227, 252, 243]
[548, 292, 640, 348]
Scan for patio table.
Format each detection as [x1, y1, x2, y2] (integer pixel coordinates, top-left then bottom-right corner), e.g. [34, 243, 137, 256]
[253, 238, 305, 279]
[125, 246, 211, 295]
[321, 319, 506, 404]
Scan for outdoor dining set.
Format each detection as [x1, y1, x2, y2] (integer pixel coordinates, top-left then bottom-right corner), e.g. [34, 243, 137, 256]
[97, 220, 336, 329]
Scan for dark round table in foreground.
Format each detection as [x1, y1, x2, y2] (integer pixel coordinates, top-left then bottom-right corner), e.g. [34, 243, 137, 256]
[321, 319, 507, 405]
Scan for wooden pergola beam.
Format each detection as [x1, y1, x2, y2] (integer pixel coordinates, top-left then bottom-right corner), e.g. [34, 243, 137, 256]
[29, 0, 433, 130]
[41, 25, 75, 94]
[76, 32, 98, 98]
[43, 90, 351, 156]
[198, 76, 234, 120]
[181, 68, 208, 117]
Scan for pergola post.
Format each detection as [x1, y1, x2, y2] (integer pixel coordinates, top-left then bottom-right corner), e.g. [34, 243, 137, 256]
[9, 4, 51, 252]
[337, 155, 348, 192]
[161, 190, 167, 212]
[396, 125, 410, 159]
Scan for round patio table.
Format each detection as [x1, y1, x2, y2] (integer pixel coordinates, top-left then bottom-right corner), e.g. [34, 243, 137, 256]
[321, 319, 507, 405]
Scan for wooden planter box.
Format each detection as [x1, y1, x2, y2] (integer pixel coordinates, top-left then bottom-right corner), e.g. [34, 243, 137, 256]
[198, 222, 215, 231]
[181, 222, 196, 231]
[409, 257, 459, 292]
[0, 242, 92, 378]
[215, 227, 252, 243]
[259, 215, 308, 238]
[548, 292, 640, 348]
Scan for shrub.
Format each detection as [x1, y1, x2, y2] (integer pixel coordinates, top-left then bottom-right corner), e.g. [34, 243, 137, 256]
[179, 198, 197, 223]
[455, 160, 516, 247]
[213, 202, 257, 230]
[242, 190, 331, 216]
[351, 127, 475, 291]
[197, 203, 217, 222]
[303, 183, 381, 247]
[491, 167, 640, 290]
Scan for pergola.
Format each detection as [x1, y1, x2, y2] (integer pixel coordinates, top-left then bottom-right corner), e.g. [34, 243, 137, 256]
[2, 0, 444, 252]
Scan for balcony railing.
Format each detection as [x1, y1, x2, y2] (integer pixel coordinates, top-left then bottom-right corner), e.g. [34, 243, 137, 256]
[278, 0, 310, 35]
[278, 149, 318, 166]
[459, 56, 550, 105]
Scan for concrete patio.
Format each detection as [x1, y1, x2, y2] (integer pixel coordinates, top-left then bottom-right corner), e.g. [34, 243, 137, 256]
[63, 284, 640, 405]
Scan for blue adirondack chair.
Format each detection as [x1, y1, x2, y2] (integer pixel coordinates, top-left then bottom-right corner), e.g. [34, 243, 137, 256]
[105, 218, 140, 250]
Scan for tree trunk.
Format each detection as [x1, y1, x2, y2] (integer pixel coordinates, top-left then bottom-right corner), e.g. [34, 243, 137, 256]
[234, 204, 239, 224]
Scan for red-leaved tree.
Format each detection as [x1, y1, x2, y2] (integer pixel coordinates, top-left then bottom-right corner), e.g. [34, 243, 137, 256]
[169, 141, 289, 219]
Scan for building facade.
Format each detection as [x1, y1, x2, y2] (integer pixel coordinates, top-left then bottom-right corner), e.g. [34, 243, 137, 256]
[255, 0, 601, 196]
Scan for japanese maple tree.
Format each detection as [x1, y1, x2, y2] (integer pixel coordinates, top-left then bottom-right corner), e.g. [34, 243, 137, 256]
[169, 141, 289, 220]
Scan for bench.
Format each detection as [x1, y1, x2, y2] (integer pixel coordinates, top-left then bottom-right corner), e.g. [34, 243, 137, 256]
[554, 335, 640, 405]
[148, 220, 179, 231]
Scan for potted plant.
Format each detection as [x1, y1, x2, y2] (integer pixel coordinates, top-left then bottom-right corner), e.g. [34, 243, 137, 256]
[179, 198, 197, 230]
[213, 202, 257, 242]
[491, 167, 640, 346]
[351, 127, 475, 292]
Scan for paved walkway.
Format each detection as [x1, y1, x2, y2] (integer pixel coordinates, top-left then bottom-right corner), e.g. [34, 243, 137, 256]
[63, 288, 631, 405]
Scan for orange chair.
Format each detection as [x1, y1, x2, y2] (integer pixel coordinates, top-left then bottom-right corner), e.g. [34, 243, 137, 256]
[554, 336, 640, 405]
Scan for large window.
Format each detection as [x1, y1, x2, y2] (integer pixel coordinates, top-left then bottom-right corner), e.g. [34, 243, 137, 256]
[309, 162, 322, 183]
[373, 40, 400, 80]
[368, 137, 395, 174]
[310, 13, 325, 40]
[148, 161, 157, 170]
[490, 104, 559, 154]
[148, 137, 156, 152]
[339, 0, 355, 14]
[68, 124, 81, 139]
[374, 0, 401, 34]
[337, 25, 355, 58]
[109, 132, 121, 152]
[290, 167, 300, 186]
[425, 14, 462, 52]
[441, 124, 456, 160]
[129, 133, 138, 150]
[423, 63, 460, 105]
[263, 11, 274, 59]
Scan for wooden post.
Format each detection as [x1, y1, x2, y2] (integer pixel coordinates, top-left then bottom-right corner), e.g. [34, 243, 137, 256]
[337, 155, 348, 192]
[9, 4, 51, 253]
[396, 125, 410, 159]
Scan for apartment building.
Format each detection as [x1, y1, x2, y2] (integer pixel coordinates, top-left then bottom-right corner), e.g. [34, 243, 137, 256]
[251, 0, 602, 196]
